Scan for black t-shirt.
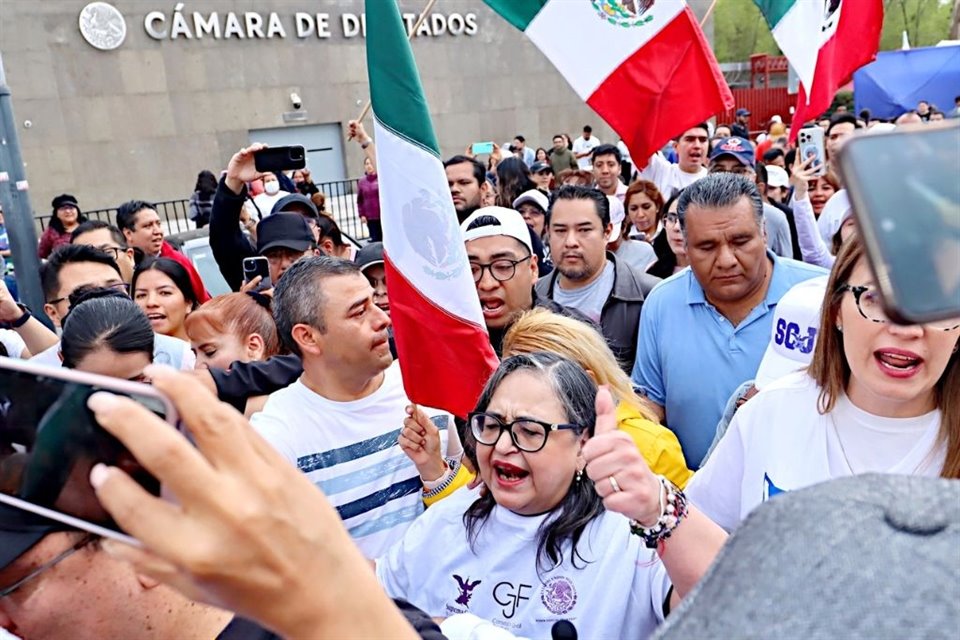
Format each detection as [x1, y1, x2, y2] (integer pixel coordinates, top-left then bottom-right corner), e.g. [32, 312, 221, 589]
[215, 600, 447, 640]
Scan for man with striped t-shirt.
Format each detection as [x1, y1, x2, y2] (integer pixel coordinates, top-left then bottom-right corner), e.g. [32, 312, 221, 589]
[250, 256, 459, 558]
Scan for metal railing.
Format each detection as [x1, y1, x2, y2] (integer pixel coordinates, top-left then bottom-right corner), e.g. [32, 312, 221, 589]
[34, 177, 370, 242]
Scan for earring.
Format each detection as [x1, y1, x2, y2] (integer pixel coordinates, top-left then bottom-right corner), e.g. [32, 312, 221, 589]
[575, 469, 584, 483]
[836, 324, 843, 333]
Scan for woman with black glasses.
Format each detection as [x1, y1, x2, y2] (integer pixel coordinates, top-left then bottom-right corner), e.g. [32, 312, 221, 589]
[377, 352, 727, 639]
[688, 236, 960, 533]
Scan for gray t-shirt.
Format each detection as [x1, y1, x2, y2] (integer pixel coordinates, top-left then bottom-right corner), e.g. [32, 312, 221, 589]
[615, 240, 656, 274]
[553, 261, 615, 323]
[763, 202, 793, 258]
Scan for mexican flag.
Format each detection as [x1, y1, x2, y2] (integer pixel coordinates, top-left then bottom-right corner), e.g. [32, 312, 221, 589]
[483, 0, 733, 162]
[755, 0, 884, 136]
[366, 0, 499, 418]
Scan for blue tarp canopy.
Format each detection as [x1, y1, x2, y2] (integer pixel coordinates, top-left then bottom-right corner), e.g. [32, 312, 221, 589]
[854, 46, 960, 119]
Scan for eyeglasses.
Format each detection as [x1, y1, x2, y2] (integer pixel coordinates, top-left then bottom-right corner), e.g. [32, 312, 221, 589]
[470, 256, 532, 284]
[839, 284, 960, 331]
[664, 213, 679, 225]
[95, 245, 124, 260]
[48, 281, 129, 306]
[469, 412, 581, 453]
[0, 535, 95, 598]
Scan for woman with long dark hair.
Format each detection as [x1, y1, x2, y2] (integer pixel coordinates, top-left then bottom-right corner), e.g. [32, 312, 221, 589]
[646, 190, 690, 279]
[495, 157, 536, 208]
[688, 236, 960, 533]
[379, 352, 726, 638]
[132, 257, 199, 341]
[188, 170, 218, 228]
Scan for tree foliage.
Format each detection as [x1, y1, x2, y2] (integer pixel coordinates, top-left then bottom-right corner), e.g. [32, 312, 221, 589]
[713, 0, 955, 63]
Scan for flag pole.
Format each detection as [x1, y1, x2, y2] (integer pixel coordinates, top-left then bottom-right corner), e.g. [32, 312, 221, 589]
[352, 0, 439, 127]
[700, 0, 719, 27]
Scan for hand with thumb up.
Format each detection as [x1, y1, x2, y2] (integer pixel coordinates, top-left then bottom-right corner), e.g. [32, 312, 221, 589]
[582, 386, 664, 527]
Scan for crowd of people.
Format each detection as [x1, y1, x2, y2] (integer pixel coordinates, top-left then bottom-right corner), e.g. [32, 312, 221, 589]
[0, 99, 957, 640]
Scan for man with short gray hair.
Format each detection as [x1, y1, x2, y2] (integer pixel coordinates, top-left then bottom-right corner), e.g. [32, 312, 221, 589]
[631, 173, 825, 468]
[251, 256, 459, 558]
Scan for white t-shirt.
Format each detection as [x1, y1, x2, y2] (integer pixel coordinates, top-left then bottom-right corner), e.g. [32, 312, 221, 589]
[572, 136, 602, 170]
[686, 372, 945, 532]
[377, 487, 670, 640]
[638, 153, 707, 200]
[29, 334, 195, 370]
[251, 361, 457, 558]
[0, 329, 26, 359]
[615, 239, 656, 274]
[251, 190, 289, 217]
[553, 261, 615, 323]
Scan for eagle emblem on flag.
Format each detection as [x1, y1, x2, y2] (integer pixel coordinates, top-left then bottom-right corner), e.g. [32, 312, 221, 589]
[592, 0, 655, 27]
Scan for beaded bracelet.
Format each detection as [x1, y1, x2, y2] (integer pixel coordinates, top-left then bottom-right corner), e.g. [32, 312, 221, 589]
[629, 475, 688, 549]
[422, 459, 461, 499]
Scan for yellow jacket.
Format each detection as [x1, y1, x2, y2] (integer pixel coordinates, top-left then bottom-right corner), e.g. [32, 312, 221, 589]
[616, 402, 693, 489]
[425, 402, 692, 506]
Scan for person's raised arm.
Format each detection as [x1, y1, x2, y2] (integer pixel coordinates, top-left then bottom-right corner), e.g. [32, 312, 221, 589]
[87, 366, 419, 640]
[210, 144, 268, 290]
[0, 278, 58, 355]
[584, 388, 726, 606]
[349, 120, 377, 171]
[790, 154, 834, 268]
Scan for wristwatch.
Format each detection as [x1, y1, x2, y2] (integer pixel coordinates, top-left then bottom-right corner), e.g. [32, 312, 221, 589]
[0, 303, 31, 330]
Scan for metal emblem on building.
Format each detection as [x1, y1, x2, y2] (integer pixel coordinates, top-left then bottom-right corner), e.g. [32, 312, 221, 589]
[78, 2, 127, 51]
[592, 0, 655, 27]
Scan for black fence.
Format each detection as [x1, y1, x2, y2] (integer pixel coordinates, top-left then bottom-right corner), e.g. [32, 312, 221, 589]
[34, 177, 369, 241]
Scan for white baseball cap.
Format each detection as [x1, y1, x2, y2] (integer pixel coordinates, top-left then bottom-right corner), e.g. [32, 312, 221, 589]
[461, 206, 533, 253]
[818, 190, 853, 245]
[512, 189, 549, 213]
[765, 165, 790, 189]
[754, 276, 829, 389]
[607, 196, 625, 242]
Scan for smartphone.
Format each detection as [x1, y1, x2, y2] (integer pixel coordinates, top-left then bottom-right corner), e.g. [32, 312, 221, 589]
[254, 145, 306, 172]
[0, 357, 178, 545]
[837, 122, 960, 325]
[797, 127, 826, 177]
[471, 141, 494, 155]
[242, 256, 271, 289]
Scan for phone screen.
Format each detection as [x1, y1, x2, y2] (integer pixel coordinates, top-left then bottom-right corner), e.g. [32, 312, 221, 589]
[839, 123, 960, 324]
[0, 360, 169, 535]
[471, 141, 494, 155]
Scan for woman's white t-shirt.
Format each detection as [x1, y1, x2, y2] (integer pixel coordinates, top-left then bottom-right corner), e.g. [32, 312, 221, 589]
[687, 371, 944, 532]
[377, 487, 671, 640]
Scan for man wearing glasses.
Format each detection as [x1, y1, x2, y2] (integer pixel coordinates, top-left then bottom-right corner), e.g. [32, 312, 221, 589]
[461, 207, 592, 356]
[71, 220, 137, 283]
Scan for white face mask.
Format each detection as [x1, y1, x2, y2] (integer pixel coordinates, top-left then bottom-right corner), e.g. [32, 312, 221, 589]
[264, 180, 280, 196]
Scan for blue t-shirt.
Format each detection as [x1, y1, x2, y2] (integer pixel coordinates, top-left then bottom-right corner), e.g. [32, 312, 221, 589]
[631, 253, 826, 468]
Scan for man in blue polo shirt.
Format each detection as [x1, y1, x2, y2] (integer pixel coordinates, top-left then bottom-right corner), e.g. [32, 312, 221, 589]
[631, 173, 825, 467]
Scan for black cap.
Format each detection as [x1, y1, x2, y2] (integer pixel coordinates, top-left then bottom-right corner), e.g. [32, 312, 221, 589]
[256, 213, 315, 254]
[0, 502, 73, 571]
[355, 242, 385, 272]
[271, 193, 318, 219]
[51, 194, 79, 211]
[530, 161, 552, 174]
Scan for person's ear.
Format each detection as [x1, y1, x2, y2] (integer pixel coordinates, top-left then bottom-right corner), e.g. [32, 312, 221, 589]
[245, 333, 266, 361]
[124, 248, 136, 263]
[136, 574, 161, 590]
[604, 223, 613, 240]
[291, 323, 322, 356]
[44, 303, 61, 329]
[122, 228, 134, 243]
[583, 368, 599, 386]
[527, 254, 539, 277]
[321, 238, 334, 255]
[479, 180, 491, 195]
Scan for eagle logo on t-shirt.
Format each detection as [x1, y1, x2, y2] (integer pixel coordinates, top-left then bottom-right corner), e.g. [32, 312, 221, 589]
[453, 575, 482, 606]
[763, 473, 786, 501]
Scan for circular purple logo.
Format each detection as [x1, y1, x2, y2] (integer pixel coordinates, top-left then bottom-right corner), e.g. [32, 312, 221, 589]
[540, 576, 577, 615]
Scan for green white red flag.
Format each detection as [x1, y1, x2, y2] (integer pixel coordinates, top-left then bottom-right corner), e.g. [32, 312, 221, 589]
[753, 0, 884, 138]
[483, 0, 733, 161]
[366, 0, 500, 418]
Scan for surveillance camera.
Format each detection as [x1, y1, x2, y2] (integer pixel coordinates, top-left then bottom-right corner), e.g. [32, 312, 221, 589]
[290, 92, 302, 110]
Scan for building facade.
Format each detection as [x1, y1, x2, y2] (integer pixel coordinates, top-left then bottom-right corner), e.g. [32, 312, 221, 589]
[0, 0, 714, 213]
